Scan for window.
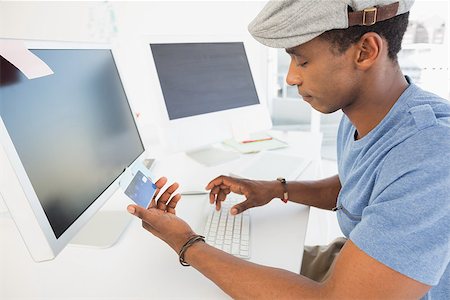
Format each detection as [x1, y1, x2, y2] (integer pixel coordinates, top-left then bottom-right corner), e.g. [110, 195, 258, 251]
[399, 0, 449, 100]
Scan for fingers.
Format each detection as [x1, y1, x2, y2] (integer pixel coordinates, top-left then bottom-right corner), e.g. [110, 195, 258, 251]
[141, 177, 181, 214]
[156, 182, 179, 211]
[127, 204, 158, 221]
[149, 197, 157, 209]
[215, 187, 230, 211]
[205, 175, 238, 191]
[209, 186, 221, 204]
[151, 177, 168, 203]
[154, 176, 168, 188]
[208, 175, 242, 210]
[208, 176, 237, 201]
[231, 200, 253, 215]
[166, 193, 181, 214]
[127, 205, 160, 235]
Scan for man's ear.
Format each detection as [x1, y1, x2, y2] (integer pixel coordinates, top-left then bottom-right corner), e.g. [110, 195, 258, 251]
[354, 32, 384, 70]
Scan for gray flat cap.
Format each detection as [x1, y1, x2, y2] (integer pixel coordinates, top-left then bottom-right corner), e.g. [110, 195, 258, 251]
[248, 0, 415, 49]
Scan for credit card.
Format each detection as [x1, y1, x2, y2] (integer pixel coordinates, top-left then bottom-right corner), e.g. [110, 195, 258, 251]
[124, 170, 157, 208]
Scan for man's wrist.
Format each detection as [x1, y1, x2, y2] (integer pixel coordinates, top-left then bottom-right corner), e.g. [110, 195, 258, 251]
[271, 180, 284, 199]
[174, 232, 198, 253]
[178, 234, 205, 266]
[180, 237, 206, 266]
[276, 177, 289, 203]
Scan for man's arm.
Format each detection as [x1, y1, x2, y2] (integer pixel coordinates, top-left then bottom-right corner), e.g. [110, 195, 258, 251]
[283, 174, 341, 210]
[183, 236, 431, 299]
[128, 181, 431, 299]
[206, 174, 341, 214]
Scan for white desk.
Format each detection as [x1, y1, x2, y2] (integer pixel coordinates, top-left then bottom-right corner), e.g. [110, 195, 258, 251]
[0, 131, 321, 299]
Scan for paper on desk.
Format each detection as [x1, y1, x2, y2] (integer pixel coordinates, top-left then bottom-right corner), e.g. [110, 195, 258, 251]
[0, 39, 53, 79]
[223, 133, 288, 154]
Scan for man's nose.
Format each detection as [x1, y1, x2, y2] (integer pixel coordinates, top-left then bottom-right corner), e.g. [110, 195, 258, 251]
[285, 59, 303, 86]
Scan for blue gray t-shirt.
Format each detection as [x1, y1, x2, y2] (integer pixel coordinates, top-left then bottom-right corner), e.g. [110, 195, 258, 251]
[336, 79, 450, 299]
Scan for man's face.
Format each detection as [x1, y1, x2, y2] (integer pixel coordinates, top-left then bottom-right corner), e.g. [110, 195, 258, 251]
[285, 37, 361, 114]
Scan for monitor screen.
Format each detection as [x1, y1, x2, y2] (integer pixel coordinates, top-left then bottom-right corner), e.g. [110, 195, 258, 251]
[0, 49, 144, 238]
[150, 42, 260, 120]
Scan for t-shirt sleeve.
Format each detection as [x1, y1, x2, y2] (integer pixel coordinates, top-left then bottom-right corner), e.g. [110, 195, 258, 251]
[349, 127, 450, 286]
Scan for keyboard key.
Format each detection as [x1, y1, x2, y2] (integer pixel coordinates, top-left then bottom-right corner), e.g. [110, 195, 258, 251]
[204, 195, 250, 259]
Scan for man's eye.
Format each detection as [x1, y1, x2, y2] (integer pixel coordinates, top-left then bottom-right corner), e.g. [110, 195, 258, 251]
[297, 61, 308, 67]
[291, 55, 307, 67]
[293, 57, 307, 67]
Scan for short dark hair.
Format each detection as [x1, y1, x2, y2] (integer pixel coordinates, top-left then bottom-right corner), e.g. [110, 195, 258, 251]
[319, 12, 410, 61]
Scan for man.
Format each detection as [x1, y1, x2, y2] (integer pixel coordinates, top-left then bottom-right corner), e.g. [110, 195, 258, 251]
[127, 0, 450, 298]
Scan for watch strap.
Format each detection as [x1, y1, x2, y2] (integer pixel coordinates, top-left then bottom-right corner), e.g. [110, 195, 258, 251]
[276, 177, 289, 203]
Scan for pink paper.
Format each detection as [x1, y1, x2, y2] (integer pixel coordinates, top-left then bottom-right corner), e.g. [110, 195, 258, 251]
[0, 39, 53, 79]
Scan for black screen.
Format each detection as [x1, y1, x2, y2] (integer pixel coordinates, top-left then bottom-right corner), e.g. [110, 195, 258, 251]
[0, 49, 144, 238]
[150, 42, 260, 120]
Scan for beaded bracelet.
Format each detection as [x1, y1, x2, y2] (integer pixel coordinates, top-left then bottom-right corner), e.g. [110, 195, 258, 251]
[178, 235, 205, 266]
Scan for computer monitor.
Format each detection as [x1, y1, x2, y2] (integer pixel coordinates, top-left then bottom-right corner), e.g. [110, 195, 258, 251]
[145, 36, 272, 166]
[0, 40, 146, 262]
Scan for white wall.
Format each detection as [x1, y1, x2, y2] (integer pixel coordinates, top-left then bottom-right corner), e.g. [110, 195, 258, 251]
[0, 1, 118, 42]
[0, 1, 270, 153]
[0, 1, 268, 42]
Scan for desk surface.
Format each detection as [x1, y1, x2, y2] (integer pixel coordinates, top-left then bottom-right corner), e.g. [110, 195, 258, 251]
[0, 131, 321, 299]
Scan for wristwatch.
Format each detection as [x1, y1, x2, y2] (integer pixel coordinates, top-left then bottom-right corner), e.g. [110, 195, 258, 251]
[276, 177, 289, 203]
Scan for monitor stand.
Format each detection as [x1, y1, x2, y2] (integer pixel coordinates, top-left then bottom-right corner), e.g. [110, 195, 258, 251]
[0, 194, 132, 249]
[69, 210, 133, 248]
[0, 198, 132, 249]
[186, 146, 240, 167]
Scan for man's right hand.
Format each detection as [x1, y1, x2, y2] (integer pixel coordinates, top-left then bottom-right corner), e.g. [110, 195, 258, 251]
[205, 175, 282, 215]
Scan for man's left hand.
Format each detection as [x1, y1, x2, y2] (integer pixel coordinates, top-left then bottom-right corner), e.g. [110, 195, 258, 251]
[127, 177, 197, 253]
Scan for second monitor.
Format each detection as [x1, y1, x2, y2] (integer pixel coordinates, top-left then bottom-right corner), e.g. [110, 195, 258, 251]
[147, 39, 272, 166]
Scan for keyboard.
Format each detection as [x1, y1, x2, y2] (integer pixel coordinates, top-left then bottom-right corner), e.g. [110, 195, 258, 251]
[203, 196, 250, 259]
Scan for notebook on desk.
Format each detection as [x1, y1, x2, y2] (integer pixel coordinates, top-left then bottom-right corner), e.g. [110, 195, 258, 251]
[223, 133, 288, 154]
[230, 151, 311, 181]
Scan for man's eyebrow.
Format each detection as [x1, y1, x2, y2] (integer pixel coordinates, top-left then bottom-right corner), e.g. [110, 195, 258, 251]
[285, 48, 295, 55]
[285, 48, 303, 56]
